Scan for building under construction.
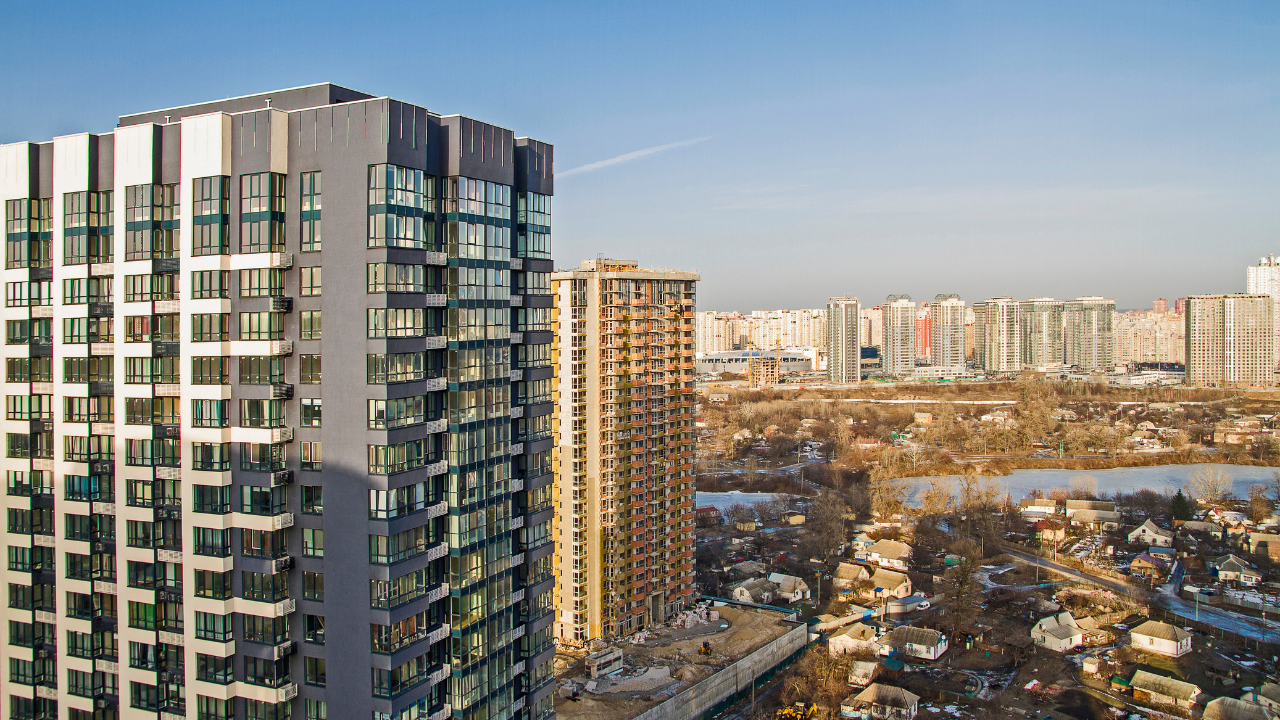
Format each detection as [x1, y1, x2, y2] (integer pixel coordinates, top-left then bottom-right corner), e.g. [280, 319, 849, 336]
[551, 259, 699, 646]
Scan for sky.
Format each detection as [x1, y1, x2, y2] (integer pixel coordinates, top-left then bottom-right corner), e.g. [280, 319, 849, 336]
[1, 1, 1276, 312]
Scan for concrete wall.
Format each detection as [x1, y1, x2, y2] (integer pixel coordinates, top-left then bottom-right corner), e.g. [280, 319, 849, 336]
[632, 621, 808, 720]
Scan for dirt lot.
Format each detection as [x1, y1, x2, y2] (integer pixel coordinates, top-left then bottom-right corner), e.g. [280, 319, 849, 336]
[988, 563, 1069, 586]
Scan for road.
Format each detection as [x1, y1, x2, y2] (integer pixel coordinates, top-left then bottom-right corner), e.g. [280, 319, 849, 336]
[1000, 546, 1280, 641]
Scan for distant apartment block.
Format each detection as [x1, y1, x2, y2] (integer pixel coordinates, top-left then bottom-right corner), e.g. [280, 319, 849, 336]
[929, 294, 966, 369]
[826, 297, 861, 383]
[1152, 298, 1169, 314]
[1185, 294, 1276, 388]
[914, 302, 930, 361]
[974, 297, 1020, 372]
[1115, 312, 1185, 365]
[1247, 255, 1280, 298]
[1063, 297, 1115, 371]
[859, 306, 883, 352]
[693, 309, 825, 355]
[1019, 298, 1063, 367]
[551, 259, 697, 647]
[881, 296, 916, 377]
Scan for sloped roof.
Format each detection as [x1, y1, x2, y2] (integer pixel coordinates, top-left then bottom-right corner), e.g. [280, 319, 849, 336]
[1203, 697, 1274, 720]
[1182, 521, 1224, 533]
[1066, 499, 1117, 511]
[1073, 509, 1122, 522]
[733, 578, 777, 602]
[1130, 669, 1200, 702]
[867, 539, 912, 559]
[1131, 620, 1191, 643]
[870, 568, 909, 590]
[884, 625, 944, 648]
[1132, 553, 1170, 571]
[768, 573, 810, 595]
[848, 660, 879, 678]
[835, 562, 869, 581]
[853, 683, 921, 709]
[833, 623, 878, 642]
[1132, 519, 1174, 538]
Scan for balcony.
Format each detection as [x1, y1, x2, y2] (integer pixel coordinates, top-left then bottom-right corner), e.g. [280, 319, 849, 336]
[271, 470, 293, 487]
[424, 251, 447, 266]
[270, 383, 293, 399]
[269, 297, 293, 313]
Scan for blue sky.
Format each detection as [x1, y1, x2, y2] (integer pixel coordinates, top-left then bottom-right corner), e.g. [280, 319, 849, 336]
[2, 1, 1276, 311]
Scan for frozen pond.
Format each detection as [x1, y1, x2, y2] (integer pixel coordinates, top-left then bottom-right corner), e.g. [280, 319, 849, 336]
[695, 490, 793, 512]
[897, 463, 1279, 502]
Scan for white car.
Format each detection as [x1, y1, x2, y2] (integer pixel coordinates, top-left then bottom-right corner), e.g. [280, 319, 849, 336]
[917, 600, 930, 610]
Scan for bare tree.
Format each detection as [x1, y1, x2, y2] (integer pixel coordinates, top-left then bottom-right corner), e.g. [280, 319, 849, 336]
[1250, 484, 1272, 524]
[726, 503, 757, 524]
[869, 468, 908, 520]
[1186, 465, 1234, 507]
[803, 492, 850, 559]
[1069, 474, 1099, 500]
[939, 538, 983, 639]
[918, 476, 955, 529]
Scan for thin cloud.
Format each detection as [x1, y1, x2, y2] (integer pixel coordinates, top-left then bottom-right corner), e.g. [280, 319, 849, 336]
[559, 136, 712, 177]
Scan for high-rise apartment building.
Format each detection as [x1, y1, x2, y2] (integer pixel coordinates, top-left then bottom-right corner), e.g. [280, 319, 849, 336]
[914, 303, 930, 362]
[1174, 297, 1188, 316]
[1152, 298, 1169, 315]
[693, 310, 825, 356]
[0, 85, 556, 720]
[1062, 297, 1115, 371]
[826, 297, 861, 383]
[1247, 255, 1280, 298]
[1115, 313, 1185, 365]
[929, 295, 965, 369]
[963, 307, 976, 361]
[859, 307, 883, 353]
[551, 260, 697, 648]
[973, 297, 1020, 372]
[1185, 295, 1276, 388]
[1017, 298, 1062, 368]
[881, 296, 916, 377]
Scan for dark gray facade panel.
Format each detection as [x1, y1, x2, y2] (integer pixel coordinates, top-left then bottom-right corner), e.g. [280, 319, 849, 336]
[515, 138, 554, 195]
[36, 142, 53, 197]
[94, 133, 114, 189]
[160, 122, 181, 183]
[440, 115, 516, 185]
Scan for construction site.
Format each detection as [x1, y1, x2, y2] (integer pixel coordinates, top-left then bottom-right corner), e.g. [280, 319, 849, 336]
[554, 602, 807, 720]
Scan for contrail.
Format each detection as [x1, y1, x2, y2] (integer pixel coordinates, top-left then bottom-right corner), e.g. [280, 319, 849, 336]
[559, 136, 712, 177]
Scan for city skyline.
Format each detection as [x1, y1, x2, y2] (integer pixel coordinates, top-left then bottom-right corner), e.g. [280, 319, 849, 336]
[0, 3, 1276, 312]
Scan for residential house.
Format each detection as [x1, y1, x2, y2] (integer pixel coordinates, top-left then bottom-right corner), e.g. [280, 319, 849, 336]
[846, 659, 880, 687]
[1130, 553, 1170, 580]
[879, 626, 948, 660]
[1065, 499, 1117, 517]
[1129, 520, 1175, 547]
[735, 520, 758, 532]
[1030, 612, 1083, 652]
[830, 623, 882, 657]
[1249, 533, 1280, 560]
[859, 540, 913, 570]
[768, 573, 812, 603]
[842, 684, 921, 720]
[1130, 670, 1201, 710]
[1202, 697, 1276, 720]
[1210, 509, 1249, 525]
[1211, 554, 1262, 586]
[1074, 616, 1115, 645]
[867, 568, 913, 601]
[1242, 683, 1280, 712]
[851, 532, 876, 553]
[1071, 509, 1122, 531]
[834, 562, 871, 591]
[783, 512, 806, 525]
[695, 506, 724, 527]
[731, 578, 777, 605]
[1180, 520, 1225, 539]
[1130, 621, 1192, 657]
[730, 560, 767, 578]
[1036, 520, 1067, 543]
[1020, 498, 1060, 516]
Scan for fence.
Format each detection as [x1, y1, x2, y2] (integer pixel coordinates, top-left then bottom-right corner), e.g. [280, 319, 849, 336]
[1149, 606, 1280, 656]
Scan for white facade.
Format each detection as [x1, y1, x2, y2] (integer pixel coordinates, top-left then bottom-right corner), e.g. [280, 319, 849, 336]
[974, 297, 1021, 372]
[881, 295, 916, 377]
[827, 296, 861, 383]
[930, 294, 966, 369]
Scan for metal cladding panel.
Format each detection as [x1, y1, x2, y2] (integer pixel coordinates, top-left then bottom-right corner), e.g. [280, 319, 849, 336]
[36, 142, 54, 197]
[440, 115, 515, 185]
[160, 122, 182, 183]
[515, 138, 554, 196]
[383, 99, 431, 171]
[95, 134, 114, 190]
[119, 82, 376, 126]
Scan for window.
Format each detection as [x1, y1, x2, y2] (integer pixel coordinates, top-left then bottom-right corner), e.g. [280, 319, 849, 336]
[445, 220, 510, 263]
[367, 308, 426, 338]
[240, 399, 285, 428]
[194, 611, 232, 642]
[193, 528, 231, 558]
[191, 270, 230, 299]
[241, 570, 288, 602]
[368, 263, 429, 293]
[240, 443, 285, 472]
[300, 310, 321, 340]
[123, 184, 178, 261]
[125, 397, 180, 425]
[194, 570, 232, 600]
[302, 486, 323, 515]
[242, 486, 287, 516]
[124, 356, 179, 384]
[124, 314, 179, 343]
[7, 394, 52, 420]
[191, 443, 230, 472]
[64, 277, 112, 304]
[239, 312, 283, 340]
[5, 280, 52, 307]
[368, 164, 429, 249]
[239, 356, 283, 385]
[191, 399, 229, 428]
[445, 176, 509, 219]
[191, 313, 230, 342]
[64, 474, 108, 502]
[517, 192, 552, 259]
[123, 273, 175, 302]
[306, 698, 328, 720]
[198, 696, 234, 720]
[450, 264, 508, 301]
[6, 198, 53, 269]
[242, 615, 289, 645]
[302, 529, 324, 557]
[301, 441, 322, 472]
[300, 399, 321, 427]
[63, 190, 113, 265]
[193, 176, 230, 256]
[63, 317, 113, 343]
[193, 485, 231, 514]
[301, 171, 322, 252]
[305, 657, 326, 687]
[239, 173, 285, 254]
[367, 396, 433, 429]
[367, 440, 429, 475]
[239, 268, 284, 298]
[8, 318, 53, 344]
[300, 354, 321, 384]
[300, 266, 321, 296]
[10, 357, 53, 383]
[192, 356, 230, 385]
[303, 572, 324, 602]
[196, 652, 233, 684]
